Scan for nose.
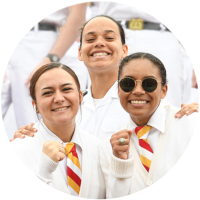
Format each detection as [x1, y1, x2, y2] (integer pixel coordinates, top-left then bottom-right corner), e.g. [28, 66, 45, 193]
[131, 80, 145, 95]
[94, 37, 105, 48]
[54, 91, 65, 103]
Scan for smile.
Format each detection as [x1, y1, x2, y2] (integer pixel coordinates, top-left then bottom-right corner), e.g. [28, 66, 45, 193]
[92, 52, 109, 57]
[52, 106, 70, 112]
[130, 100, 148, 104]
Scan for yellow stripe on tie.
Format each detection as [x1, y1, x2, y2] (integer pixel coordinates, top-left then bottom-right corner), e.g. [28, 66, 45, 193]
[68, 176, 80, 195]
[140, 154, 151, 168]
[65, 142, 74, 155]
[137, 126, 151, 139]
[68, 153, 81, 170]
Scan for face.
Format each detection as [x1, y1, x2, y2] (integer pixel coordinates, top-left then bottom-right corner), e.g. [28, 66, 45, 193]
[118, 59, 167, 126]
[33, 68, 83, 126]
[78, 17, 128, 72]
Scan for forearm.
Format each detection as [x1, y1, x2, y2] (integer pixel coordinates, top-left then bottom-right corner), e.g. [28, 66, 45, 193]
[32, 152, 58, 184]
[100, 141, 134, 198]
[49, 3, 87, 59]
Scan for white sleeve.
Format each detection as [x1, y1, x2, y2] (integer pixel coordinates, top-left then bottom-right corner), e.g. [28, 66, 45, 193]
[32, 152, 58, 184]
[181, 45, 193, 104]
[100, 139, 134, 198]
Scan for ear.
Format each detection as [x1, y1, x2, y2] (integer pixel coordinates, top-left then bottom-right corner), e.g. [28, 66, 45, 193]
[79, 91, 83, 104]
[121, 44, 128, 58]
[78, 47, 83, 61]
[32, 100, 39, 113]
[161, 84, 168, 99]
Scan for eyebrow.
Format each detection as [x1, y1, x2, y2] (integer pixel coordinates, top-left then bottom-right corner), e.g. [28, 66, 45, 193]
[41, 83, 73, 91]
[84, 30, 116, 37]
[123, 75, 156, 79]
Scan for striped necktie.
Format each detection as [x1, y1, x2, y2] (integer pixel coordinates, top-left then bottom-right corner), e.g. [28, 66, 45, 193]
[135, 126, 153, 172]
[65, 142, 81, 196]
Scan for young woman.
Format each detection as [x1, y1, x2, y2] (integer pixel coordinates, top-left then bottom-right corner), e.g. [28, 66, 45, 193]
[100, 52, 197, 198]
[12, 15, 198, 141]
[10, 63, 105, 198]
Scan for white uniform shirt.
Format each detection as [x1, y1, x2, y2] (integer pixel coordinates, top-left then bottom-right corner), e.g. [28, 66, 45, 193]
[78, 81, 130, 141]
[97, 2, 158, 22]
[41, 7, 69, 26]
[126, 101, 168, 153]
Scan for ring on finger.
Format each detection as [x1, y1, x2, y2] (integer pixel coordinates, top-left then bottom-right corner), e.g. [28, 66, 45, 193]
[119, 137, 126, 145]
[59, 147, 62, 152]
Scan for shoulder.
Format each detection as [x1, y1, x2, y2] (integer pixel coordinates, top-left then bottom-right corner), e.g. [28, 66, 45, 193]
[166, 105, 198, 135]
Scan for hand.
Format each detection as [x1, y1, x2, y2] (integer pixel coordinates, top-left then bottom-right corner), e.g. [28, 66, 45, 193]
[10, 123, 38, 142]
[175, 102, 199, 118]
[110, 129, 133, 160]
[42, 141, 65, 163]
[25, 57, 51, 85]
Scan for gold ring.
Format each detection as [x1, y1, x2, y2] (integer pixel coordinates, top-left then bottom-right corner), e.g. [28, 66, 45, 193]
[59, 147, 62, 152]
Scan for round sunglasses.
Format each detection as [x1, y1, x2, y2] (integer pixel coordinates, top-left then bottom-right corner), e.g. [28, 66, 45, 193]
[119, 77, 163, 93]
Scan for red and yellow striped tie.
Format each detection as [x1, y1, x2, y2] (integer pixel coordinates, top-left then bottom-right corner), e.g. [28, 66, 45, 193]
[135, 126, 153, 172]
[65, 142, 81, 196]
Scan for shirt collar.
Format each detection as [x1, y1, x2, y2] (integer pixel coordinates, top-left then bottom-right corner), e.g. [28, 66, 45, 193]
[127, 100, 167, 133]
[82, 81, 119, 104]
[41, 119, 82, 149]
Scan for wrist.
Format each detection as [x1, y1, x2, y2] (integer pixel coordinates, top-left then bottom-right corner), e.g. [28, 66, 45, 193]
[46, 54, 60, 62]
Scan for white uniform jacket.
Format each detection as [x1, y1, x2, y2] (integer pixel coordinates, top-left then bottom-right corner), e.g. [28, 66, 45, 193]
[100, 105, 198, 198]
[10, 122, 106, 199]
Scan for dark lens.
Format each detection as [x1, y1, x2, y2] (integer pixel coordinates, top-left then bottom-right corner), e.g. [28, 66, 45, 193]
[120, 78, 135, 92]
[142, 78, 157, 92]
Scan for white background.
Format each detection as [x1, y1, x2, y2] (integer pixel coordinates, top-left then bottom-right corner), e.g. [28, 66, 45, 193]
[0, 0, 200, 199]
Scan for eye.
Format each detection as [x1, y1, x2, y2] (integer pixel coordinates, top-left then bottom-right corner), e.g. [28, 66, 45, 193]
[106, 37, 114, 40]
[63, 87, 72, 92]
[86, 37, 95, 42]
[42, 91, 52, 96]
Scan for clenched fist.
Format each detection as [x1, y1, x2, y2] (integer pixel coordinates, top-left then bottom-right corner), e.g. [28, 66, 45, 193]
[110, 129, 133, 160]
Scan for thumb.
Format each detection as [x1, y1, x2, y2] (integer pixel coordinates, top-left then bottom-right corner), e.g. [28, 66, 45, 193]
[128, 130, 133, 137]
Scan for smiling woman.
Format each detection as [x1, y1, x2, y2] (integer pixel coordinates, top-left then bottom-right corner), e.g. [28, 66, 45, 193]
[10, 63, 105, 198]
[100, 53, 198, 198]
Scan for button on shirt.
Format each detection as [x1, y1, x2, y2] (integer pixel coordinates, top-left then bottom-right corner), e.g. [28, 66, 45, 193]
[41, 121, 82, 185]
[127, 100, 169, 154]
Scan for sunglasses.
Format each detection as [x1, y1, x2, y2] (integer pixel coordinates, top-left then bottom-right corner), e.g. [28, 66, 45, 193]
[119, 77, 163, 93]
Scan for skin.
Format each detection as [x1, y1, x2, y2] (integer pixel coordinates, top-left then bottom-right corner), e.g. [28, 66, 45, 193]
[78, 16, 128, 99]
[32, 68, 83, 162]
[111, 58, 167, 159]
[118, 59, 167, 126]
[11, 17, 198, 140]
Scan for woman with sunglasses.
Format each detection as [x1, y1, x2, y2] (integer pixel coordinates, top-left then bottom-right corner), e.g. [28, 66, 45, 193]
[10, 63, 105, 198]
[12, 15, 198, 141]
[100, 52, 198, 198]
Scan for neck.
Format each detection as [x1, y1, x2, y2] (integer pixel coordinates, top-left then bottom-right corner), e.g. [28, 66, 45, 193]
[43, 119, 75, 143]
[130, 115, 150, 127]
[89, 69, 118, 99]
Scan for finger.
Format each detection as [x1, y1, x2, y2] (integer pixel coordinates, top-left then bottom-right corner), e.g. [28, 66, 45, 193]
[128, 130, 133, 137]
[19, 129, 35, 137]
[112, 129, 129, 136]
[58, 152, 66, 161]
[113, 145, 129, 153]
[186, 107, 199, 115]
[9, 138, 15, 142]
[19, 125, 37, 133]
[13, 131, 25, 139]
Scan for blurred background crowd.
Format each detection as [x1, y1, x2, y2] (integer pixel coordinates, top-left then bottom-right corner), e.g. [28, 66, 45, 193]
[1, 1, 198, 139]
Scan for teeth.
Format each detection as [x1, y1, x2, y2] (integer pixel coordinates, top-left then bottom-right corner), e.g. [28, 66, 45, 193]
[131, 100, 147, 104]
[53, 107, 68, 112]
[93, 52, 108, 57]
